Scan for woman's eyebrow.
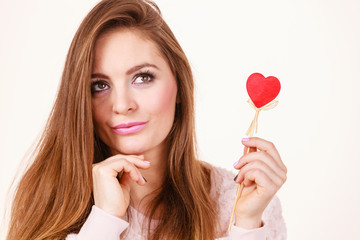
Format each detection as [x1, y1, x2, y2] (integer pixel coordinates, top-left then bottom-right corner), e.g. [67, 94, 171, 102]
[126, 63, 159, 75]
[91, 73, 109, 79]
[91, 63, 159, 79]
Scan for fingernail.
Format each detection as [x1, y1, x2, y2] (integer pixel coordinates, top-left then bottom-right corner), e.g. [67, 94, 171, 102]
[138, 155, 144, 158]
[143, 177, 147, 182]
[242, 138, 250, 142]
[144, 161, 151, 164]
[233, 174, 238, 182]
[233, 161, 239, 167]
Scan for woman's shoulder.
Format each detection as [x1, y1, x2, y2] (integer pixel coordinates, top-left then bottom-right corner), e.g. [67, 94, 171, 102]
[201, 162, 238, 199]
[201, 162, 239, 236]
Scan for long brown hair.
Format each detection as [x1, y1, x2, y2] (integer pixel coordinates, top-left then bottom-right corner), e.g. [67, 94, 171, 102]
[7, 0, 218, 239]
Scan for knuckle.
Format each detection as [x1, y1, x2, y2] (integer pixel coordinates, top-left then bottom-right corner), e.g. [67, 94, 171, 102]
[118, 157, 126, 162]
[268, 141, 275, 148]
[118, 157, 130, 166]
[259, 151, 268, 159]
[93, 165, 107, 176]
[253, 169, 262, 176]
[283, 174, 287, 183]
[92, 163, 101, 173]
[252, 160, 263, 169]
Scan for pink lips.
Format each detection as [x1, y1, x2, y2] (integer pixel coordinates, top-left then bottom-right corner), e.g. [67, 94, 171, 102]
[112, 121, 148, 135]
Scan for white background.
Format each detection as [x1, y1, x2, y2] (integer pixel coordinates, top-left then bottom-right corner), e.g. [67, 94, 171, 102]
[1, 0, 360, 239]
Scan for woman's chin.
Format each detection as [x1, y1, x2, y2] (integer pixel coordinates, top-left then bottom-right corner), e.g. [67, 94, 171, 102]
[110, 146, 146, 156]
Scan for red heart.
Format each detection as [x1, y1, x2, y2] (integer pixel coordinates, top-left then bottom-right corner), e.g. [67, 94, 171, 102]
[246, 73, 281, 108]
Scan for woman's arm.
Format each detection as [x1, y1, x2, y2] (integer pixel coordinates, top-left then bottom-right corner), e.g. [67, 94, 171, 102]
[65, 206, 129, 240]
[220, 196, 286, 240]
[67, 153, 150, 239]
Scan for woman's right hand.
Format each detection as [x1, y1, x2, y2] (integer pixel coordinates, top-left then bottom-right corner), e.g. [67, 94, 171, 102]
[92, 154, 150, 218]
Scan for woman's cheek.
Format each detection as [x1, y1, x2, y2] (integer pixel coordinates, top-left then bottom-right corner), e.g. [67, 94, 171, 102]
[147, 83, 177, 115]
[92, 98, 110, 125]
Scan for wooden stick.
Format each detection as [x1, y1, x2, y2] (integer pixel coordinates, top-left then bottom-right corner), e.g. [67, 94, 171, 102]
[227, 182, 244, 230]
[228, 99, 278, 230]
[227, 147, 250, 231]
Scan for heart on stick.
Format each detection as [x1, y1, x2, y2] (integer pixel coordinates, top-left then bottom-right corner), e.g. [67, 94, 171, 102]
[228, 72, 281, 231]
[246, 73, 281, 108]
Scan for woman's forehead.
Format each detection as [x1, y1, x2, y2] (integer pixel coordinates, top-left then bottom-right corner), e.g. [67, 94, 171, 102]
[92, 29, 166, 73]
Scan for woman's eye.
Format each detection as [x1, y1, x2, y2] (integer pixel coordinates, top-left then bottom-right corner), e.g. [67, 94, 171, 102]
[133, 74, 153, 84]
[91, 81, 109, 93]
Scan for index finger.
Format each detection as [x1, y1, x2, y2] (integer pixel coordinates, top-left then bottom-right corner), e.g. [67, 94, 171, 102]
[98, 154, 150, 168]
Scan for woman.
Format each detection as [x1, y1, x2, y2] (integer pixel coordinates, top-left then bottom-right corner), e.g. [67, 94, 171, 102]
[7, 0, 287, 239]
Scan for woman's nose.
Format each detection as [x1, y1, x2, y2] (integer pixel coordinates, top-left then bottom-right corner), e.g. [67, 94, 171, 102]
[112, 87, 137, 115]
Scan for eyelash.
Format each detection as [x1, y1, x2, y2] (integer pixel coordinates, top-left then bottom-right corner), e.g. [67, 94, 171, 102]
[91, 80, 109, 94]
[133, 70, 155, 85]
[90, 70, 156, 94]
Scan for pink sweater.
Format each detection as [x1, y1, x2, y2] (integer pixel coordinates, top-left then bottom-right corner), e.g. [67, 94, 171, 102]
[66, 165, 286, 239]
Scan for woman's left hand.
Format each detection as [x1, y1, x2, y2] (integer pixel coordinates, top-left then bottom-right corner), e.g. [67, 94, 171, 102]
[233, 137, 287, 229]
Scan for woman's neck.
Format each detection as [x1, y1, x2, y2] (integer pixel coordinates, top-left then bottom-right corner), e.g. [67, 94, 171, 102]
[128, 142, 168, 215]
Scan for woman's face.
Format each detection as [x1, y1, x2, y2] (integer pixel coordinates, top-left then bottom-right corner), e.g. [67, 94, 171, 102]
[91, 29, 178, 156]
